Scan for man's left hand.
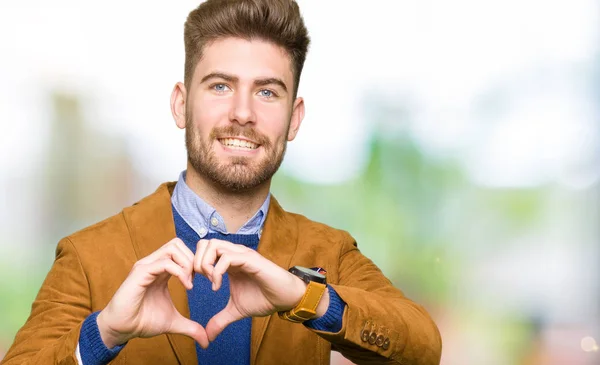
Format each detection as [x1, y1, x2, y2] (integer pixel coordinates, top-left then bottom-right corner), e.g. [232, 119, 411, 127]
[193, 238, 327, 342]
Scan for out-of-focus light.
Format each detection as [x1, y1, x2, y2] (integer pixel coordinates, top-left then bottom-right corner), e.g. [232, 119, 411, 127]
[465, 93, 598, 188]
[581, 336, 598, 352]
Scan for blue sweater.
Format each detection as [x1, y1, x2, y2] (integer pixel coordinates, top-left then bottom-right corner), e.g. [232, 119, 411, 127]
[174, 204, 257, 364]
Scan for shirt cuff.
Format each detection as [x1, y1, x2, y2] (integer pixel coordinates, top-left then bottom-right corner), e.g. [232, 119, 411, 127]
[304, 285, 346, 333]
[78, 311, 126, 365]
[75, 344, 83, 365]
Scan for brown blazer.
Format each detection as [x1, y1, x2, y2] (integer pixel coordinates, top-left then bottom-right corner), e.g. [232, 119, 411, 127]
[2, 183, 441, 365]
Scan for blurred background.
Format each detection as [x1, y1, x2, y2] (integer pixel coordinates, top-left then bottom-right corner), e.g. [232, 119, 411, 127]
[1, 0, 599, 364]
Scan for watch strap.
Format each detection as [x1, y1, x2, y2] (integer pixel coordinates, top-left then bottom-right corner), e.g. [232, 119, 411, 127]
[278, 281, 327, 323]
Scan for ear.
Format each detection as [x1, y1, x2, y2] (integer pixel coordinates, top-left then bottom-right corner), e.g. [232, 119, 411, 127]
[171, 82, 187, 129]
[287, 97, 305, 141]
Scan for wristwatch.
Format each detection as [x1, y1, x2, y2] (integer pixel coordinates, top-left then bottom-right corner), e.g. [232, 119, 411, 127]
[278, 266, 327, 323]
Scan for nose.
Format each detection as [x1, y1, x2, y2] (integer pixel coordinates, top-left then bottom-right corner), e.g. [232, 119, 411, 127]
[229, 91, 256, 126]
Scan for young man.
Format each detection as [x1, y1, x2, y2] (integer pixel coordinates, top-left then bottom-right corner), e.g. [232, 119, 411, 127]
[2, 1, 441, 364]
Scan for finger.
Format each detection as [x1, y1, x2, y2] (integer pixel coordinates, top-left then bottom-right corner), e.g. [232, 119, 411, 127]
[194, 239, 210, 276]
[200, 239, 221, 280]
[172, 238, 195, 265]
[198, 239, 244, 280]
[205, 301, 241, 342]
[169, 240, 195, 284]
[138, 239, 194, 284]
[215, 242, 247, 255]
[170, 315, 209, 349]
[139, 258, 193, 290]
[211, 252, 247, 291]
[163, 244, 194, 281]
[195, 239, 248, 280]
[165, 245, 194, 286]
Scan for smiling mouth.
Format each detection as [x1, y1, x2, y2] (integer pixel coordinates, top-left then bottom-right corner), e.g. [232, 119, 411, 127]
[218, 138, 259, 151]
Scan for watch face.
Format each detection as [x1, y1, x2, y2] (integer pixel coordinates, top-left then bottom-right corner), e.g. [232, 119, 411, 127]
[290, 266, 326, 284]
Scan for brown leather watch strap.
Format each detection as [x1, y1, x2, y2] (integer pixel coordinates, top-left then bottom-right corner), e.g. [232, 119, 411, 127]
[278, 281, 327, 323]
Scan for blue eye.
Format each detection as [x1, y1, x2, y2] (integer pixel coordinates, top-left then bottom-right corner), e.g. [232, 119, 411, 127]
[213, 84, 229, 92]
[259, 89, 274, 98]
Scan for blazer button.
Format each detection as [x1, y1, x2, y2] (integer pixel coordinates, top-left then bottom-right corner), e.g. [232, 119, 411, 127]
[368, 332, 377, 345]
[361, 329, 370, 342]
[382, 338, 390, 350]
[376, 334, 385, 347]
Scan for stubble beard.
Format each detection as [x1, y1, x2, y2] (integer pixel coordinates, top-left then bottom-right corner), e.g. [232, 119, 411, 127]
[185, 114, 288, 193]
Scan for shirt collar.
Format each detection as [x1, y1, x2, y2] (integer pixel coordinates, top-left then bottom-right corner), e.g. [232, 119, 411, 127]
[171, 170, 270, 239]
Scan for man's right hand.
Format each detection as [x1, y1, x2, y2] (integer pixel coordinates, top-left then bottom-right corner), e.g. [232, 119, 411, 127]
[96, 238, 209, 349]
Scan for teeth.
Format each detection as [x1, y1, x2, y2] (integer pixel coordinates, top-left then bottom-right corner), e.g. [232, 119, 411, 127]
[220, 138, 258, 150]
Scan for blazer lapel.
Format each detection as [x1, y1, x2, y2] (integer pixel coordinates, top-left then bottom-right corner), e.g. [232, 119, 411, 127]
[124, 182, 198, 365]
[251, 196, 299, 365]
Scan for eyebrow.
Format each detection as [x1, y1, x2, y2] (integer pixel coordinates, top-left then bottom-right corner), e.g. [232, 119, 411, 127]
[254, 77, 288, 93]
[200, 72, 238, 84]
[200, 72, 288, 93]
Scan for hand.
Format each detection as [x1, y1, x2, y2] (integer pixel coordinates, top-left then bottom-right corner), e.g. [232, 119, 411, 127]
[194, 239, 308, 341]
[97, 238, 209, 349]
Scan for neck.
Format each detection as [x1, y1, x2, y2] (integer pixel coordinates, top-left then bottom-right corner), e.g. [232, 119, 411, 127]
[185, 163, 270, 233]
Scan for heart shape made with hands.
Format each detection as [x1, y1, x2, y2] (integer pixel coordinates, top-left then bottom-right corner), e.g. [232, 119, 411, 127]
[97, 237, 306, 350]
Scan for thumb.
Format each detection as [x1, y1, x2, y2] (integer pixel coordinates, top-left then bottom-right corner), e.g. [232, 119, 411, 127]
[206, 304, 240, 342]
[170, 315, 209, 349]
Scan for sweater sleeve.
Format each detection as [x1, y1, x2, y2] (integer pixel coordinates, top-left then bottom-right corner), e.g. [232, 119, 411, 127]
[77, 312, 125, 365]
[303, 285, 346, 333]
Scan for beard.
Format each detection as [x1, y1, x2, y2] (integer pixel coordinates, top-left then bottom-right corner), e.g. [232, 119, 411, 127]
[185, 113, 288, 193]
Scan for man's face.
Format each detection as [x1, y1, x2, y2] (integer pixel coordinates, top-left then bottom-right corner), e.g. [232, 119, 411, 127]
[179, 37, 303, 192]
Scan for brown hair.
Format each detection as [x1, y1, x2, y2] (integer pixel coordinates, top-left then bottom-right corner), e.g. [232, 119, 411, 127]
[184, 0, 310, 97]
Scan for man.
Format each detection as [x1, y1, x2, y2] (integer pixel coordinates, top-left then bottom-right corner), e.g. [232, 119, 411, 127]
[2, 0, 441, 364]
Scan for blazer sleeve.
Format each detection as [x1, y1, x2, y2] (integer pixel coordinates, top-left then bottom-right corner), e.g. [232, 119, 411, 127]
[311, 231, 442, 365]
[1, 238, 91, 365]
